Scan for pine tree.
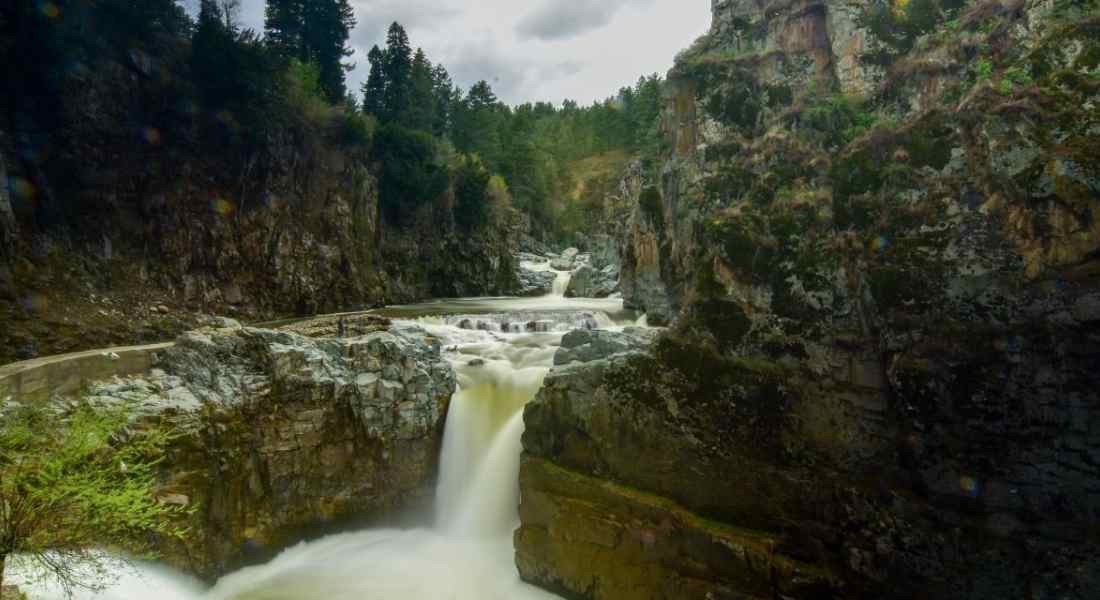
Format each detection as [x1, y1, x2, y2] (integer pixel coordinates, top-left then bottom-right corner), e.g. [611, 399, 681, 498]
[381, 22, 413, 123]
[265, 0, 355, 103]
[458, 80, 504, 168]
[430, 64, 456, 138]
[407, 48, 435, 131]
[361, 45, 387, 116]
[299, 0, 355, 103]
[264, 0, 302, 58]
[192, 0, 235, 107]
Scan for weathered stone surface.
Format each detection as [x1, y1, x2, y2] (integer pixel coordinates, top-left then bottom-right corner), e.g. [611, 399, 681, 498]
[521, 3, 1100, 599]
[564, 264, 618, 299]
[516, 260, 559, 297]
[84, 321, 456, 579]
[552, 329, 655, 366]
[516, 456, 831, 600]
[551, 247, 580, 271]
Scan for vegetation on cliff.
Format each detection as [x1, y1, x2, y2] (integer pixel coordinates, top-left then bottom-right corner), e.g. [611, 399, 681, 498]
[519, 0, 1100, 598]
[0, 399, 184, 592]
[0, 0, 670, 363]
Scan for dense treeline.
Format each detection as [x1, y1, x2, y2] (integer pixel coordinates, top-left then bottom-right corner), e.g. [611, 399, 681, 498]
[361, 21, 666, 234]
[0, 0, 665, 241]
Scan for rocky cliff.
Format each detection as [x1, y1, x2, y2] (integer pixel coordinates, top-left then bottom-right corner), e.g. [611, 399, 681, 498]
[83, 316, 455, 579]
[520, 0, 1100, 598]
[0, 41, 521, 364]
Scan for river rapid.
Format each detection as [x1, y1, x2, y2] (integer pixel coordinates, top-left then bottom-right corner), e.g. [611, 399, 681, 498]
[12, 271, 638, 600]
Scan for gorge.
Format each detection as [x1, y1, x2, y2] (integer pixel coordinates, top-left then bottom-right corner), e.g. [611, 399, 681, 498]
[2, 0, 1100, 599]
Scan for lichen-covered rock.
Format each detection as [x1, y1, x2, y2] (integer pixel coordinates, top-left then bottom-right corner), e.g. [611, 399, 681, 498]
[564, 264, 618, 299]
[516, 258, 559, 297]
[550, 247, 580, 271]
[522, 2, 1100, 599]
[85, 321, 455, 579]
[552, 328, 656, 366]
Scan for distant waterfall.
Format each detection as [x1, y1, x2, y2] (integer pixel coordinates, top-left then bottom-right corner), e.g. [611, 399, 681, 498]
[551, 270, 571, 297]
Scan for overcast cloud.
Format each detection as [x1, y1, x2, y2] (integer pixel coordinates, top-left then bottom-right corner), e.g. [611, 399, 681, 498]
[183, 0, 710, 105]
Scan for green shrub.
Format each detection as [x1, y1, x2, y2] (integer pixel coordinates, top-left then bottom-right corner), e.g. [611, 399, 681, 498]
[803, 93, 878, 147]
[373, 124, 449, 226]
[337, 109, 377, 147]
[975, 59, 994, 81]
[454, 156, 491, 230]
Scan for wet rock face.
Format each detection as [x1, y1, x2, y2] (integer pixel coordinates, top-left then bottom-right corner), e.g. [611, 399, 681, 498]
[516, 254, 559, 297]
[564, 264, 618, 299]
[522, 2, 1100, 599]
[85, 322, 455, 580]
[550, 247, 581, 271]
[521, 319, 1100, 599]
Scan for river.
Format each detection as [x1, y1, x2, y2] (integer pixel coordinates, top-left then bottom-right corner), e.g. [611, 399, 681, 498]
[12, 271, 637, 600]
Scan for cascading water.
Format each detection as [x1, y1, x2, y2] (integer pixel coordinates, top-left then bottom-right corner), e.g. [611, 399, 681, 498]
[12, 293, 630, 600]
[550, 270, 571, 297]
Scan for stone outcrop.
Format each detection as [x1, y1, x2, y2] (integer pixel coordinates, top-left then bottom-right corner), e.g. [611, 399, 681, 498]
[551, 248, 581, 271]
[84, 318, 455, 579]
[0, 44, 523, 363]
[564, 264, 618, 299]
[517, 254, 560, 297]
[521, 1, 1100, 599]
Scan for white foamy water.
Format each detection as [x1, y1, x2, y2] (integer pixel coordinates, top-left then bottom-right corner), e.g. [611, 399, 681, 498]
[550, 270, 572, 297]
[12, 291, 633, 600]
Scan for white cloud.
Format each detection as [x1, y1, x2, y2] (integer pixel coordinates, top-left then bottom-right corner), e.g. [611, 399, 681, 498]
[185, 0, 712, 105]
[515, 0, 654, 42]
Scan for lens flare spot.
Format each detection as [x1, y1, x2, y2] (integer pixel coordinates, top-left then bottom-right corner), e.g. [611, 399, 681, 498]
[39, 1, 60, 19]
[142, 127, 162, 146]
[10, 177, 37, 202]
[22, 293, 49, 313]
[212, 197, 236, 216]
[960, 476, 980, 498]
[214, 110, 238, 129]
[871, 235, 892, 253]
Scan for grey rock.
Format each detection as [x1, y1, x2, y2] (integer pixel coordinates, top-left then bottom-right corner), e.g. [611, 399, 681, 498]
[1071, 294, 1100, 323]
[551, 247, 581, 271]
[84, 323, 456, 579]
[554, 328, 657, 366]
[564, 264, 618, 299]
[516, 268, 558, 297]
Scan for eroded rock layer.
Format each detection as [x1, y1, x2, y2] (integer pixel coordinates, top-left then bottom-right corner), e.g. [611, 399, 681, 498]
[520, 1, 1100, 598]
[85, 319, 455, 579]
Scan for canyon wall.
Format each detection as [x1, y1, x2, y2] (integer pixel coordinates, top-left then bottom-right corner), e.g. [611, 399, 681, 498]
[520, 1, 1100, 598]
[0, 48, 521, 364]
[81, 316, 455, 579]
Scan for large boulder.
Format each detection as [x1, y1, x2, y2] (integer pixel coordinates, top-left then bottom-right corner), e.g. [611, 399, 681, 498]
[550, 247, 580, 271]
[586, 234, 621, 272]
[564, 264, 618, 299]
[516, 255, 559, 297]
[85, 320, 456, 579]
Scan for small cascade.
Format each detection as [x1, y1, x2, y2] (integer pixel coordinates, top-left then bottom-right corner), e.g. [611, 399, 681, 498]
[442, 311, 604, 333]
[551, 270, 571, 297]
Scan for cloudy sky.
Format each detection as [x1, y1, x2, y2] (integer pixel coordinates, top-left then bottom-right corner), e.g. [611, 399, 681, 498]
[183, 0, 711, 105]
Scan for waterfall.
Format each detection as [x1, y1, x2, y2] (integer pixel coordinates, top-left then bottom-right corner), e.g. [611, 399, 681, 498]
[12, 322, 565, 600]
[9, 278, 638, 599]
[551, 270, 571, 297]
[200, 326, 561, 600]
